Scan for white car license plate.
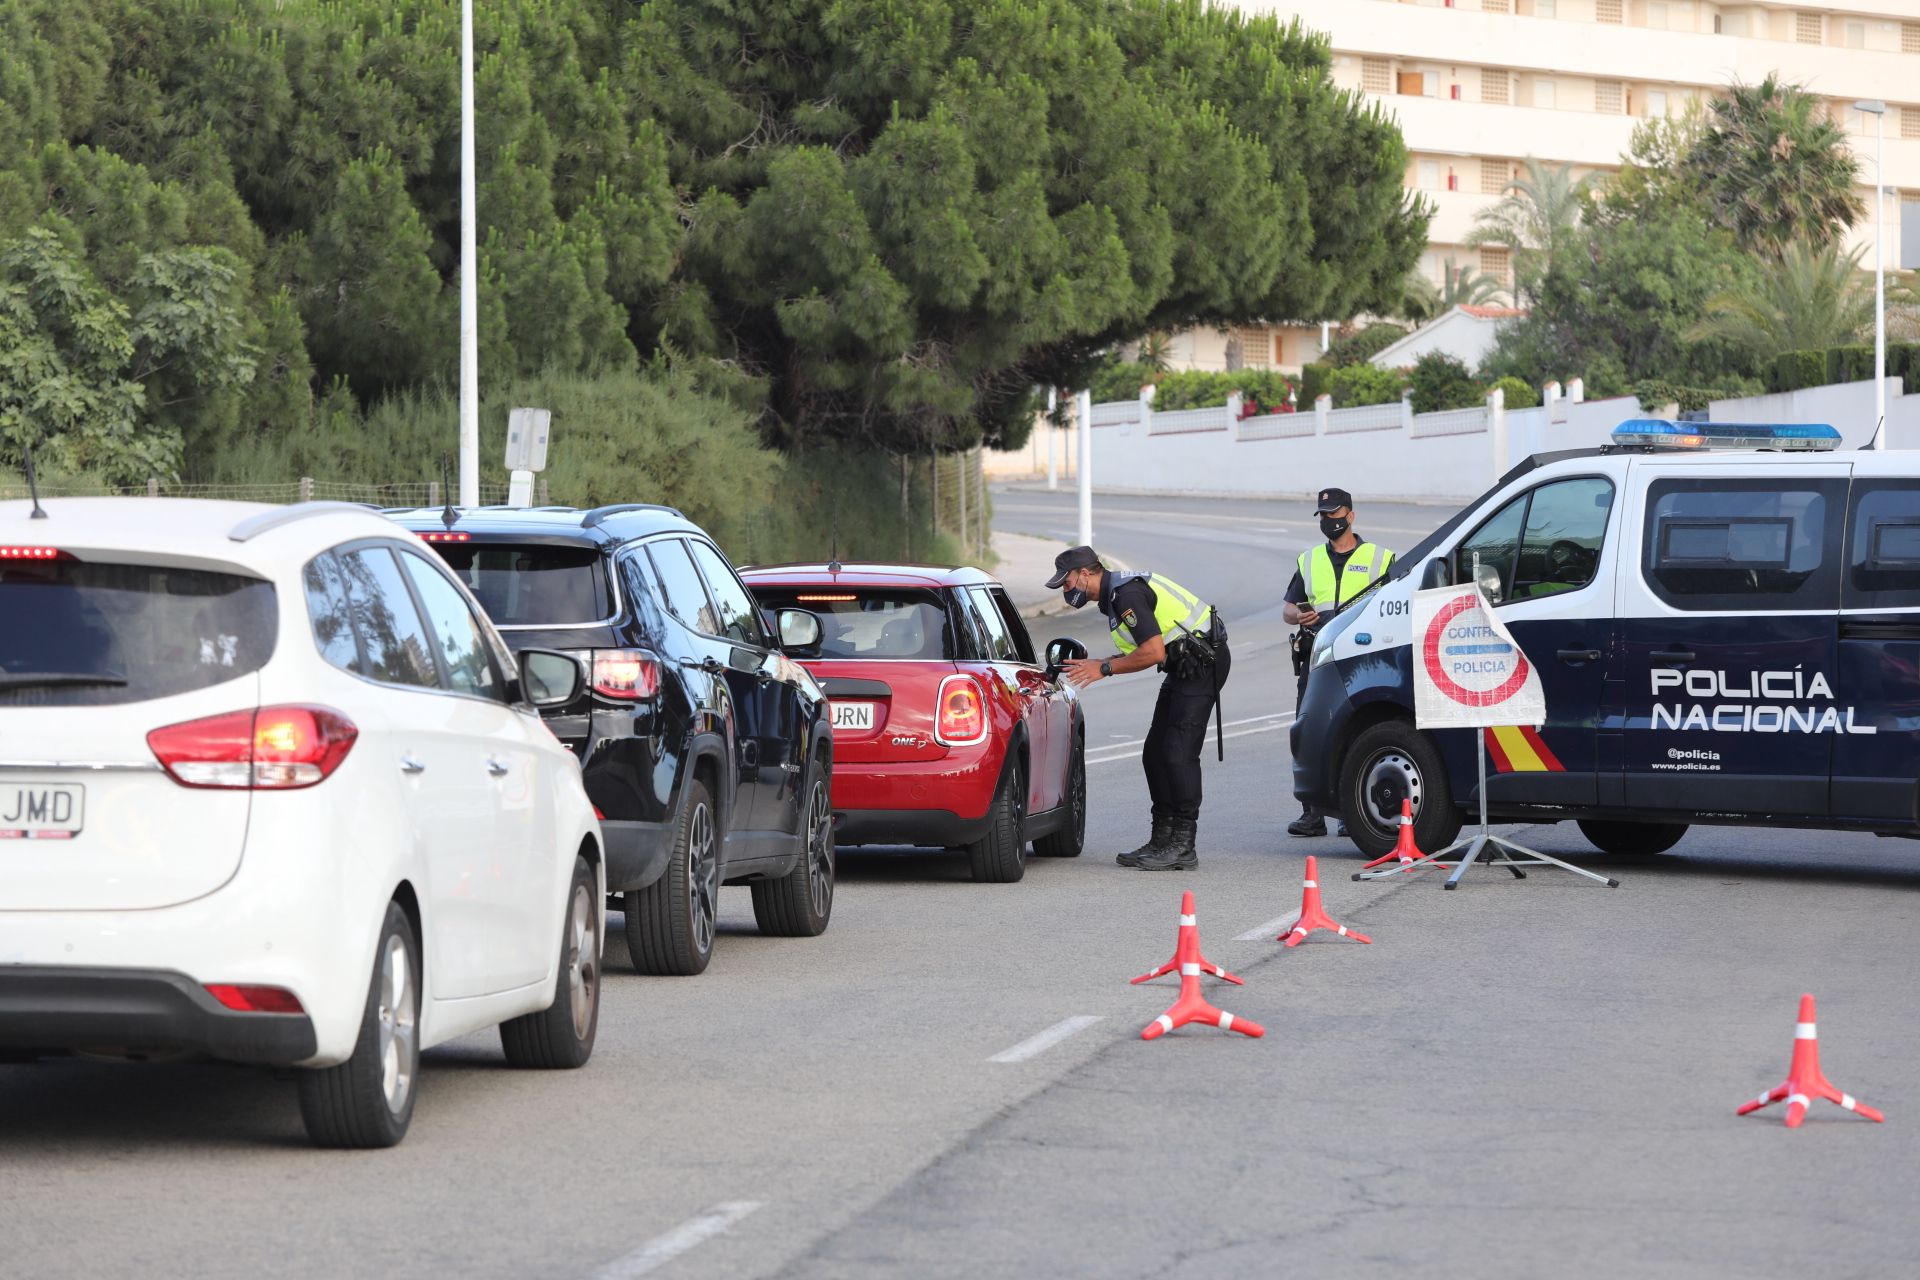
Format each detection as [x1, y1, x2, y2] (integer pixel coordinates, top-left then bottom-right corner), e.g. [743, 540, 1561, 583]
[830, 702, 876, 732]
[1, 783, 85, 840]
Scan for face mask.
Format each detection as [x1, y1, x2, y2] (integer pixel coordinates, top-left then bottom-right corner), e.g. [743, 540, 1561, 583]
[1062, 587, 1090, 610]
[1320, 515, 1350, 540]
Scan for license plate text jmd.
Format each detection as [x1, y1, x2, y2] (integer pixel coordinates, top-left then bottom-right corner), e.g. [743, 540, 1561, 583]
[1, 784, 85, 840]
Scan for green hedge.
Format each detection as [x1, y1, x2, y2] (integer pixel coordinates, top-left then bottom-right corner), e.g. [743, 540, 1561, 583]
[1325, 323, 1407, 367]
[1488, 376, 1539, 409]
[1299, 361, 1332, 405]
[1768, 344, 1920, 394]
[1327, 362, 1407, 407]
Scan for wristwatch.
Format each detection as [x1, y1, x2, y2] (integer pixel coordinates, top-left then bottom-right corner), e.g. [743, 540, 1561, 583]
[1099, 659, 1114, 678]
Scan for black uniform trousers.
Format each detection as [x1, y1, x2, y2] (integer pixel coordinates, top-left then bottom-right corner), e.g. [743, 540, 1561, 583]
[1142, 643, 1231, 823]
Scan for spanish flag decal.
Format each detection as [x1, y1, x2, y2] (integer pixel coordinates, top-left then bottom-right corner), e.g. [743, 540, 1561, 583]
[1483, 725, 1565, 773]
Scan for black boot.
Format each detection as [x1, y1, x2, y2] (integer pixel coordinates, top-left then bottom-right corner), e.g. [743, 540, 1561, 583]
[1287, 809, 1327, 838]
[1137, 818, 1198, 871]
[1116, 818, 1173, 868]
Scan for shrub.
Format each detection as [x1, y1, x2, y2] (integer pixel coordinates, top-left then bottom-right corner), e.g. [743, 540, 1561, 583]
[1408, 352, 1483, 414]
[1298, 361, 1332, 405]
[1488, 375, 1539, 409]
[1087, 360, 1154, 404]
[1325, 322, 1408, 367]
[1326, 362, 1407, 407]
[1889, 342, 1920, 393]
[1827, 344, 1875, 384]
[1770, 349, 1826, 393]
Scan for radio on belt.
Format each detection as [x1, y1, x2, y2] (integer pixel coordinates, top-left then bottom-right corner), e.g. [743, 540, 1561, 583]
[1608, 419, 1841, 452]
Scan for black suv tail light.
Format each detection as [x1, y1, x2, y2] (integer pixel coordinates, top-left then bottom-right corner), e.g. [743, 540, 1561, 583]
[590, 649, 662, 701]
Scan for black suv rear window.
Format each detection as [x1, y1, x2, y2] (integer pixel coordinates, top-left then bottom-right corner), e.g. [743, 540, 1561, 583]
[751, 587, 951, 659]
[430, 543, 610, 626]
[0, 560, 277, 706]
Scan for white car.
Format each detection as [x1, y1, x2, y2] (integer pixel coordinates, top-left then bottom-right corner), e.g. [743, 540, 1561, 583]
[0, 498, 606, 1147]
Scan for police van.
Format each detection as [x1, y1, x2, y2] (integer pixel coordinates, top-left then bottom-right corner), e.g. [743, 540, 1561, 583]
[1291, 420, 1920, 860]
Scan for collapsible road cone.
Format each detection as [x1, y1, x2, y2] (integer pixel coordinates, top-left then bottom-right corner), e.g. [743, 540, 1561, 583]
[1280, 855, 1372, 948]
[1138, 893, 1264, 1041]
[1132, 891, 1243, 986]
[1359, 800, 1423, 871]
[1736, 994, 1884, 1129]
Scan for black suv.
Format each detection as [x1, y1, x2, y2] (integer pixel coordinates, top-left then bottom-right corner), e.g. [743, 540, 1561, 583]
[389, 504, 834, 975]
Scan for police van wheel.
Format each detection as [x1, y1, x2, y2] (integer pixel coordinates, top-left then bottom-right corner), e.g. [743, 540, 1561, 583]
[1339, 720, 1461, 860]
[1577, 820, 1687, 858]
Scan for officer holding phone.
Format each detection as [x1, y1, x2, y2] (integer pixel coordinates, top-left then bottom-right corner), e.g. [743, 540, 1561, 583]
[1048, 546, 1228, 871]
[1284, 487, 1393, 837]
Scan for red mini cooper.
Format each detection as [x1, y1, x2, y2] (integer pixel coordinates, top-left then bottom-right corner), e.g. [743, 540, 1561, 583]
[740, 563, 1087, 882]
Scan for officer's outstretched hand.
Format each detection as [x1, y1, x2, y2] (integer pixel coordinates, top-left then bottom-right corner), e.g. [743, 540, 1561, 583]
[1062, 658, 1105, 687]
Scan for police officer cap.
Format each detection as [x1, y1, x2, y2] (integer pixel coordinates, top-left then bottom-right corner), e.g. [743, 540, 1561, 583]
[1045, 545, 1102, 589]
[1314, 487, 1353, 514]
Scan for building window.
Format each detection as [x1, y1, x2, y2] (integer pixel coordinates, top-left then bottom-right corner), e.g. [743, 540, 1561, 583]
[1479, 245, 1512, 286]
[1596, 0, 1622, 23]
[1236, 326, 1271, 368]
[1903, 199, 1920, 271]
[1534, 77, 1556, 110]
[1481, 68, 1510, 105]
[1647, 90, 1669, 118]
[1795, 12, 1823, 45]
[1361, 57, 1392, 93]
[1902, 108, 1920, 140]
[1647, 2, 1668, 30]
[1844, 21, 1865, 50]
[1481, 0, 1511, 12]
[1481, 159, 1512, 194]
[1419, 159, 1442, 190]
[1905, 23, 1920, 54]
[1595, 82, 1624, 115]
[1535, 0, 1556, 15]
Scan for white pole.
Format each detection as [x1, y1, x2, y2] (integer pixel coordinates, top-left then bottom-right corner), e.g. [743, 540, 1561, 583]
[458, 0, 480, 506]
[1873, 111, 1887, 449]
[1046, 388, 1058, 490]
[1858, 100, 1888, 449]
[1076, 389, 1093, 546]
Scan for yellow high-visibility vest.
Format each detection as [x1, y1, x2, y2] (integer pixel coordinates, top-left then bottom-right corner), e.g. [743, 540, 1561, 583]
[1109, 572, 1213, 656]
[1297, 542, 1394, 611]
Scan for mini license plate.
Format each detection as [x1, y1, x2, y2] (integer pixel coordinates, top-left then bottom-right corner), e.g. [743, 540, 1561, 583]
[0, 783, 85, 840]
[829, 701, 877, 732]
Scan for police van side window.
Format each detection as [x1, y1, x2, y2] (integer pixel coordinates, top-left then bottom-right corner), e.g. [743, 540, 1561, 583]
[1644, 479, 1843, 611]
[1845, 482, 1920, 608]
[1452, 477, 1611, 604]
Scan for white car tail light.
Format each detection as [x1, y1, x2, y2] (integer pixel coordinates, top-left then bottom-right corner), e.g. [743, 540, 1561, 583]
[934, 675, 988, 746]
[147, 705, 358, 789]
[591, 649, 662, 701]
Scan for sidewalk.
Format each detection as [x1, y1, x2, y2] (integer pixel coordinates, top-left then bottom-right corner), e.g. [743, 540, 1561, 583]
[994, 531, 1072, 619]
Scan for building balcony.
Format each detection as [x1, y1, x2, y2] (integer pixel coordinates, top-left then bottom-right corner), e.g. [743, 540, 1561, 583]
[1246, 0, 1920, 108]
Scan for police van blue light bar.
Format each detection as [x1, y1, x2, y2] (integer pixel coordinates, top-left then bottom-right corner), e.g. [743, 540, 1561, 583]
[1609, 419, 1841, 452]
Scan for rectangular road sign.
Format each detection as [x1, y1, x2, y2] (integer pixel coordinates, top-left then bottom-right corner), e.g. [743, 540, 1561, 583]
[505, 407, 552, 472]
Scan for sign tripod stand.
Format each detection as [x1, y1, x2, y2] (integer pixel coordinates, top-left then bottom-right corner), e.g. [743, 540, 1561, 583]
[1357, 553, 1619, 890]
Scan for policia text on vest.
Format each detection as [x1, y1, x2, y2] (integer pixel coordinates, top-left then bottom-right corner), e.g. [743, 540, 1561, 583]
[1284, 489, 1394, 838]
[1047, 546, 1228, 872]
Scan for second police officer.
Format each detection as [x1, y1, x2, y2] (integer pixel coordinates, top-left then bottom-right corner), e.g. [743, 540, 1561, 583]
[1283, 487, 1394, 838]
[1047, 547, 1228, 872]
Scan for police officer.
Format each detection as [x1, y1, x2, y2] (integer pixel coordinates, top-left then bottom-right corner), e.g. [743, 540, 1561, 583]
[1048, 547, 1228, 871]
[1284, 488, 1394, 837]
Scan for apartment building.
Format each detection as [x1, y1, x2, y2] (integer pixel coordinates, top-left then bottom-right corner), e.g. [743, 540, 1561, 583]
[1166, 0, 1918, 375]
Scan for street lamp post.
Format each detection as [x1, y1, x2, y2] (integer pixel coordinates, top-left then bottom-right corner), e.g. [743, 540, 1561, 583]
[1856, 99, 1887, 450]
[458, 0, 480, 506]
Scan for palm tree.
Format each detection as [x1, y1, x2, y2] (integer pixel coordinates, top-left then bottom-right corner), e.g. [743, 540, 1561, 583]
[1687, 75, 1864, 256]
[1396, 258, 1505, 325]
[1464, 158, 1592, 303]
[1685, 240, 1872, 362]
[1138, 330, 1175, 375]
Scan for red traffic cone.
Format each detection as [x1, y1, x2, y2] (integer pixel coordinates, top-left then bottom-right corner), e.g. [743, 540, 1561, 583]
[1280, 855, 1372, 948]
[1138, 893, 1263, 1041]
[1360, 800, 1424, 871]
[1736, 994, 1884, 1128]
[1132, 891, 1243, 986]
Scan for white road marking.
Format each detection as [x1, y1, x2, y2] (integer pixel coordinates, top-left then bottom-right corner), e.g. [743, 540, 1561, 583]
[988, 1015, 1104, 1064]
[1088, 715, 1296, 766]
[1236, 913, 1300, 941]
[588, 1202, 763, 1279]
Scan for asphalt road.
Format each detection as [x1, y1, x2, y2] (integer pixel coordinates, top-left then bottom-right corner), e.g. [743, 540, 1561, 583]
[5, 487, 1918, 1280]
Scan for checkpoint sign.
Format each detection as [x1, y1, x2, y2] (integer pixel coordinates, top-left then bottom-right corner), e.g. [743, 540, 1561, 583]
[1412, 585, 1546, 730]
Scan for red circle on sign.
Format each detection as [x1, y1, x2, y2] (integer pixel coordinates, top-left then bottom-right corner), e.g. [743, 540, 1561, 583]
[1422, 593, 1530, 707]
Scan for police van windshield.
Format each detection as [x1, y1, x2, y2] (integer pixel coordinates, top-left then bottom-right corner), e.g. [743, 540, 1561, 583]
[750, 587, 952, 660]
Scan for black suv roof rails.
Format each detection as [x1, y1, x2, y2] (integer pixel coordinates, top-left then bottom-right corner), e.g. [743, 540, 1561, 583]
[581, 502, 683, 527]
